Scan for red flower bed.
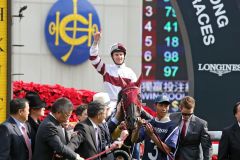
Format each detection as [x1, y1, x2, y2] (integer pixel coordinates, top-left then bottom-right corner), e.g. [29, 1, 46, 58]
[13, 81, 96, 122]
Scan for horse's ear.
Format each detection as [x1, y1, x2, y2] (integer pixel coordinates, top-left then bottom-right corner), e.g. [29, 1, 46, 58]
[135, 74, 142, 87]
[119, 75, 127, 88]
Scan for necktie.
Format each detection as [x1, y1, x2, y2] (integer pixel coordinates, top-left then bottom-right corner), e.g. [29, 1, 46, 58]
[62, 127, 66, 140]
[95, 127, 99, 150]
[21, 126, 32, 160]
[104, 122, 110, 142]
[181, 119, 187, 139]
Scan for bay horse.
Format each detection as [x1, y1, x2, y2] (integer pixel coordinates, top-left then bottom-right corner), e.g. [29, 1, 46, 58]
[117, 76, 142, 130]
[113, 75, 143, 159]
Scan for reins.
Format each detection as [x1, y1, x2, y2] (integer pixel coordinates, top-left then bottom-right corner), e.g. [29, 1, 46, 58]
[143, 121, 175, 160]
[121, 87, 174, 160]
[85, 144, 118, 160]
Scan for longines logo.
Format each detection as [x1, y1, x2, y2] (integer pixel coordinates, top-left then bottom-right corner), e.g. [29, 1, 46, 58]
[198, 64, 240, 76]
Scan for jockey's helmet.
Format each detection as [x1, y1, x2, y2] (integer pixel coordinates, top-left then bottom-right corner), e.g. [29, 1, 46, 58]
[110, 43, 126, 56]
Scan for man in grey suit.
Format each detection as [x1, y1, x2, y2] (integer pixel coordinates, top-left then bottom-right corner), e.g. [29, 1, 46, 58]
[0, 98, 31, 160]
[218, 102, 240, 160]
[68, 101, 106, 159]
[170, 96, 212, 160]
[33, 97, 84, 160]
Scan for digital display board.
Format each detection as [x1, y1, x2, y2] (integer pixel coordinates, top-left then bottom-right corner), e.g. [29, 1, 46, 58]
[142, 0, 189, 112]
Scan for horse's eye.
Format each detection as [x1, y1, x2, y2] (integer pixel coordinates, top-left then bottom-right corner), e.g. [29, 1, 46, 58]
[122, 94, 127, 100]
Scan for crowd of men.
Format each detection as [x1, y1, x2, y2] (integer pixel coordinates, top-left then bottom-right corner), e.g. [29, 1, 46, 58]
[0, 92, 128, 160]
[0, 92, 240, 160]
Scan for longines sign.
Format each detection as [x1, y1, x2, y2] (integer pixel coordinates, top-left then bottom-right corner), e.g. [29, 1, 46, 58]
[198, 63, 240, 76]
[174, 0, 240, 130]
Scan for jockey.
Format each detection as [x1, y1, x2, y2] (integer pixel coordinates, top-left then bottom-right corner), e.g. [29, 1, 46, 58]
[89, 31, 137, 114]
[90, 32, 140, 160]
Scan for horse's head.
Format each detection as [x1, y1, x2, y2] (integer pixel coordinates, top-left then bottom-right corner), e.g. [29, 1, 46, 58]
[118, 75, 142, 130]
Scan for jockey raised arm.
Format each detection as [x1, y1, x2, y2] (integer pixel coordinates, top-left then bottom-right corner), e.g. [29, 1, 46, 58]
[89, 31, 137, 111]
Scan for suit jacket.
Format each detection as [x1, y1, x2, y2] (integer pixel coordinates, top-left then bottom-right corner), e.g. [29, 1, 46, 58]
[33, 114, 77, 160]
[106, 118, 118, 134]
[26, 116, 41, 153]
[0, 116, 30, 160]
[218, 122, 240, 160]
[170, 112, 212, 160]
[99, 122, 114, 160]
[68, 118, 102, 160]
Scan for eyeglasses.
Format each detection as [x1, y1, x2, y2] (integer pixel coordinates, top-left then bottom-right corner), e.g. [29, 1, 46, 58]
[62, 112, 71, 118]
[182, 113, 193, 116]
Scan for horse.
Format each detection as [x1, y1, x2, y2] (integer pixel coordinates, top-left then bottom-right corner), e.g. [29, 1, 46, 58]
[112, 75, 145, 160]
[117, 76, 142, 130]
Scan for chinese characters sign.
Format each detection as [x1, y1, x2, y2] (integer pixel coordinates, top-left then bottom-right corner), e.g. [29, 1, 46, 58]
[0, 0, 8, 122]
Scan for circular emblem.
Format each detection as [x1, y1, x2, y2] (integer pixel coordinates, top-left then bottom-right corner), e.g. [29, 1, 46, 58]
[45, 0, 101, 65]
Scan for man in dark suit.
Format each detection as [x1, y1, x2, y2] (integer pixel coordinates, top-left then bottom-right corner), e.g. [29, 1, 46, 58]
[0, 98, 32, 160]
[92, 92, 113, 160]
[218, 102, 240, 160]
[68, 100, 123, 160]
[33, 97, 83, 160]
[68, 101, 106, 159]
[25, 91, 46, 153]
[170, 96, 212, 160]
[93, 92, 120, 160]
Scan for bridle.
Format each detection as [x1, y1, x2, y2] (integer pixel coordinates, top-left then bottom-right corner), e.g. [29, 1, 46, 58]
[120, 86, 142, 126]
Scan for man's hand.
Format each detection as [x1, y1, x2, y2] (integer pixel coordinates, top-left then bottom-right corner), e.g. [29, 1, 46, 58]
[119, 121, 127, 130]
[145, 123, 154, 137]
[136, 117, 146, 128]
[93, 32, 101, 43]
[110, 140, 124, 149]
[62, 120, 74, 130]
[131, 118, 144, 143]
[54, 153, 63, 159]
[70, 131, 79, 138]
[119, 129, 129, 141]
[76, 154, 85, 160]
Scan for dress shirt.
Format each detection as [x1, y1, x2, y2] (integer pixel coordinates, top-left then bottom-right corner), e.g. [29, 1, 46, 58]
[12, 116, 28, 135]
[89, 118, 99, 147]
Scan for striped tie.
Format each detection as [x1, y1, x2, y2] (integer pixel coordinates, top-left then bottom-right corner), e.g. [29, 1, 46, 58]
[21, 126, 32, 160]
